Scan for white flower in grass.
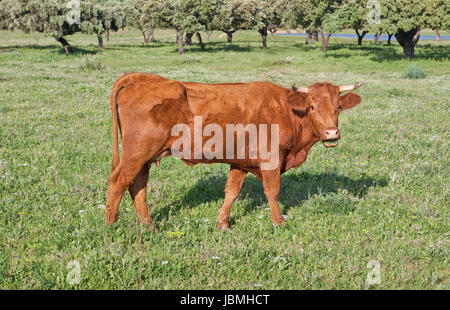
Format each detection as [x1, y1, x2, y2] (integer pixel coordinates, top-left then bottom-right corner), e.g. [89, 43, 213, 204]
[274, 256, 284, 262]
[211, 256, 221, 260]
[79, 210, 87, 215]
[161, 261, 168, 265]
[97, 204, 106, 210]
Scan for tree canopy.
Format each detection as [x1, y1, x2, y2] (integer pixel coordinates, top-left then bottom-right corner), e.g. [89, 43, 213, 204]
[0, 0, 448, 58]
[0, 0, 128, 53]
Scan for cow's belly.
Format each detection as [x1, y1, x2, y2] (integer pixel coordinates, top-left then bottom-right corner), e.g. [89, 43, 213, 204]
[181, 157, 260, 169]
[180, 158, 263, 180]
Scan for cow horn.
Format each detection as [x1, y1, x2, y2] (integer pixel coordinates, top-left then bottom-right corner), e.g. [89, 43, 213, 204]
[296, 86, 309, 94]
[339, 83, 362, 93]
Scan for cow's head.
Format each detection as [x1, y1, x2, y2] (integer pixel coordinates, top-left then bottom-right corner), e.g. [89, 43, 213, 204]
[289, 82, 362, 147]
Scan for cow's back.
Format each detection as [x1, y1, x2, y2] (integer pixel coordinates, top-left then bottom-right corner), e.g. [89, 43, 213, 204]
[115, 73, 291, 127]
[182, 81, 289, 126]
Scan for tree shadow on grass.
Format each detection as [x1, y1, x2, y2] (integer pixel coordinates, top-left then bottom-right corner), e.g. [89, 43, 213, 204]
[58, 46, 99, 55]
[2, 39, 448, 60]
[101, 41, 248, 54]
[106, 42, 170, 50]
[294, 42, 449, 61]
[181, 41, 257, 53]
[0, 44, 100, 55]
[158, 170, 388, 220]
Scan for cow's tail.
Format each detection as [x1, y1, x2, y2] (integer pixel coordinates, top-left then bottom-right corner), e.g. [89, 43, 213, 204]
[110, 77, 127, 171]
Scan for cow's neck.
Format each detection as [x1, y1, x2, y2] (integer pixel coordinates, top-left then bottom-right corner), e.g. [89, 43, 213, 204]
[284, 109, 319, 172]
[294, 114, 319, 154]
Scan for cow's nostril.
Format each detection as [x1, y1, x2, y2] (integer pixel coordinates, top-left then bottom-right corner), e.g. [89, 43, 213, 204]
[324, 129, 340, 140]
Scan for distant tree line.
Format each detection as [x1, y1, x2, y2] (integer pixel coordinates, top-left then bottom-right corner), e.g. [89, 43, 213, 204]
[0, 0, 448, 58]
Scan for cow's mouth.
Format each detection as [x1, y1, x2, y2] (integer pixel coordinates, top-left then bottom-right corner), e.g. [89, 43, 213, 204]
[323, 139, 339, 147]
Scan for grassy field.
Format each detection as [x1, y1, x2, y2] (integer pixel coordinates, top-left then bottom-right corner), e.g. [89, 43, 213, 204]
[0, 29, 448, 289]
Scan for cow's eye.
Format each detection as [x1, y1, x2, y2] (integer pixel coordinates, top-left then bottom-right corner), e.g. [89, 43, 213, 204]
[338, 105, 343, 111]
[310, 105, 315, 111]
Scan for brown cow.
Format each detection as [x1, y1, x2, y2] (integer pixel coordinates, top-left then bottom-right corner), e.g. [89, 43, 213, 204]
[105, 73, 362, 231]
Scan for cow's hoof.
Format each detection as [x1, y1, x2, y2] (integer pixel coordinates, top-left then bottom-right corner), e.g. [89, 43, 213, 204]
[104, 211, 118, 224]
[141, 220, 159, 233]
[272, 219, 287, 227]
[216, 222, 229, 232]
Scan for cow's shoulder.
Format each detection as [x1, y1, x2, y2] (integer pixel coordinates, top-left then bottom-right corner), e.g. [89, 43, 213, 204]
[247, 81, 288, 94]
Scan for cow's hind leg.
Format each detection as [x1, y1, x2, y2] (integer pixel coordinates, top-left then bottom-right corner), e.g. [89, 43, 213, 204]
[216, 168, 247, 231]
[128, 163, 158, 230]
[105, 148, 160, 224]
[105, 161, 130, 224]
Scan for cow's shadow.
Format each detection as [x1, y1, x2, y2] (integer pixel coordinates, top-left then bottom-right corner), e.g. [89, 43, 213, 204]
[159, 170, 388, 221]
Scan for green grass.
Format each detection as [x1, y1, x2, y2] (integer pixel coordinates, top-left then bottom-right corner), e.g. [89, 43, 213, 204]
[0, 29, 449, 289]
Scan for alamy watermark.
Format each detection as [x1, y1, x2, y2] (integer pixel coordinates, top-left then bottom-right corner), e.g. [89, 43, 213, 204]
[66, 0, 81, 25]
[66, 259, 81, 285]
[367, 0, 381, 25]
[366, 260, 381, 287]
[171, 116, 280, 170]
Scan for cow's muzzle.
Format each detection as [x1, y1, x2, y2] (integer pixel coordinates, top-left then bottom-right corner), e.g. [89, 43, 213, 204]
[322, 128, 340, 147]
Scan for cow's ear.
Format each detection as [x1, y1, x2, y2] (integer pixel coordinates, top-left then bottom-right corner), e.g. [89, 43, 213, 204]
[340, 92, 361, 110]
[287, 90, 308, 116]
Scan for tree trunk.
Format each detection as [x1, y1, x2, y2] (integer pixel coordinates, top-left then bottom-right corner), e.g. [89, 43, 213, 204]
[143, 31, 150, 43]
[357, 36, 363, 45]
[305, 31, 312, 45]
[268, 26, 276, 41]
[413, 30, 421, 42]
[224, 31, 234, 43]
[395, 28, 420, 59]
[355, 29, 367, 45]
[195, 32, 205, 50]
[106, 30, 110, 41]
[97, 33, 104, 49]
[313, 31, 318, 41]
[270, 30, 276, 41]
[259, 28, 268, 49]
[55, 37, 72, 55]
[435, 29, 440, 41]
[373, 33, 381, 44]
[185, 32, 193, 46]
[176, 30, 184, 55]
[320, 31, 331, 52]
[387, 33, 393, 45]
[149, 28, 155, 42]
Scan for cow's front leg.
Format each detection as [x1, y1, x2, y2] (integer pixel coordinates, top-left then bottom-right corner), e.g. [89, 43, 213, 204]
[261, 169, 285, 226]
[216, 168, 247, 231]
